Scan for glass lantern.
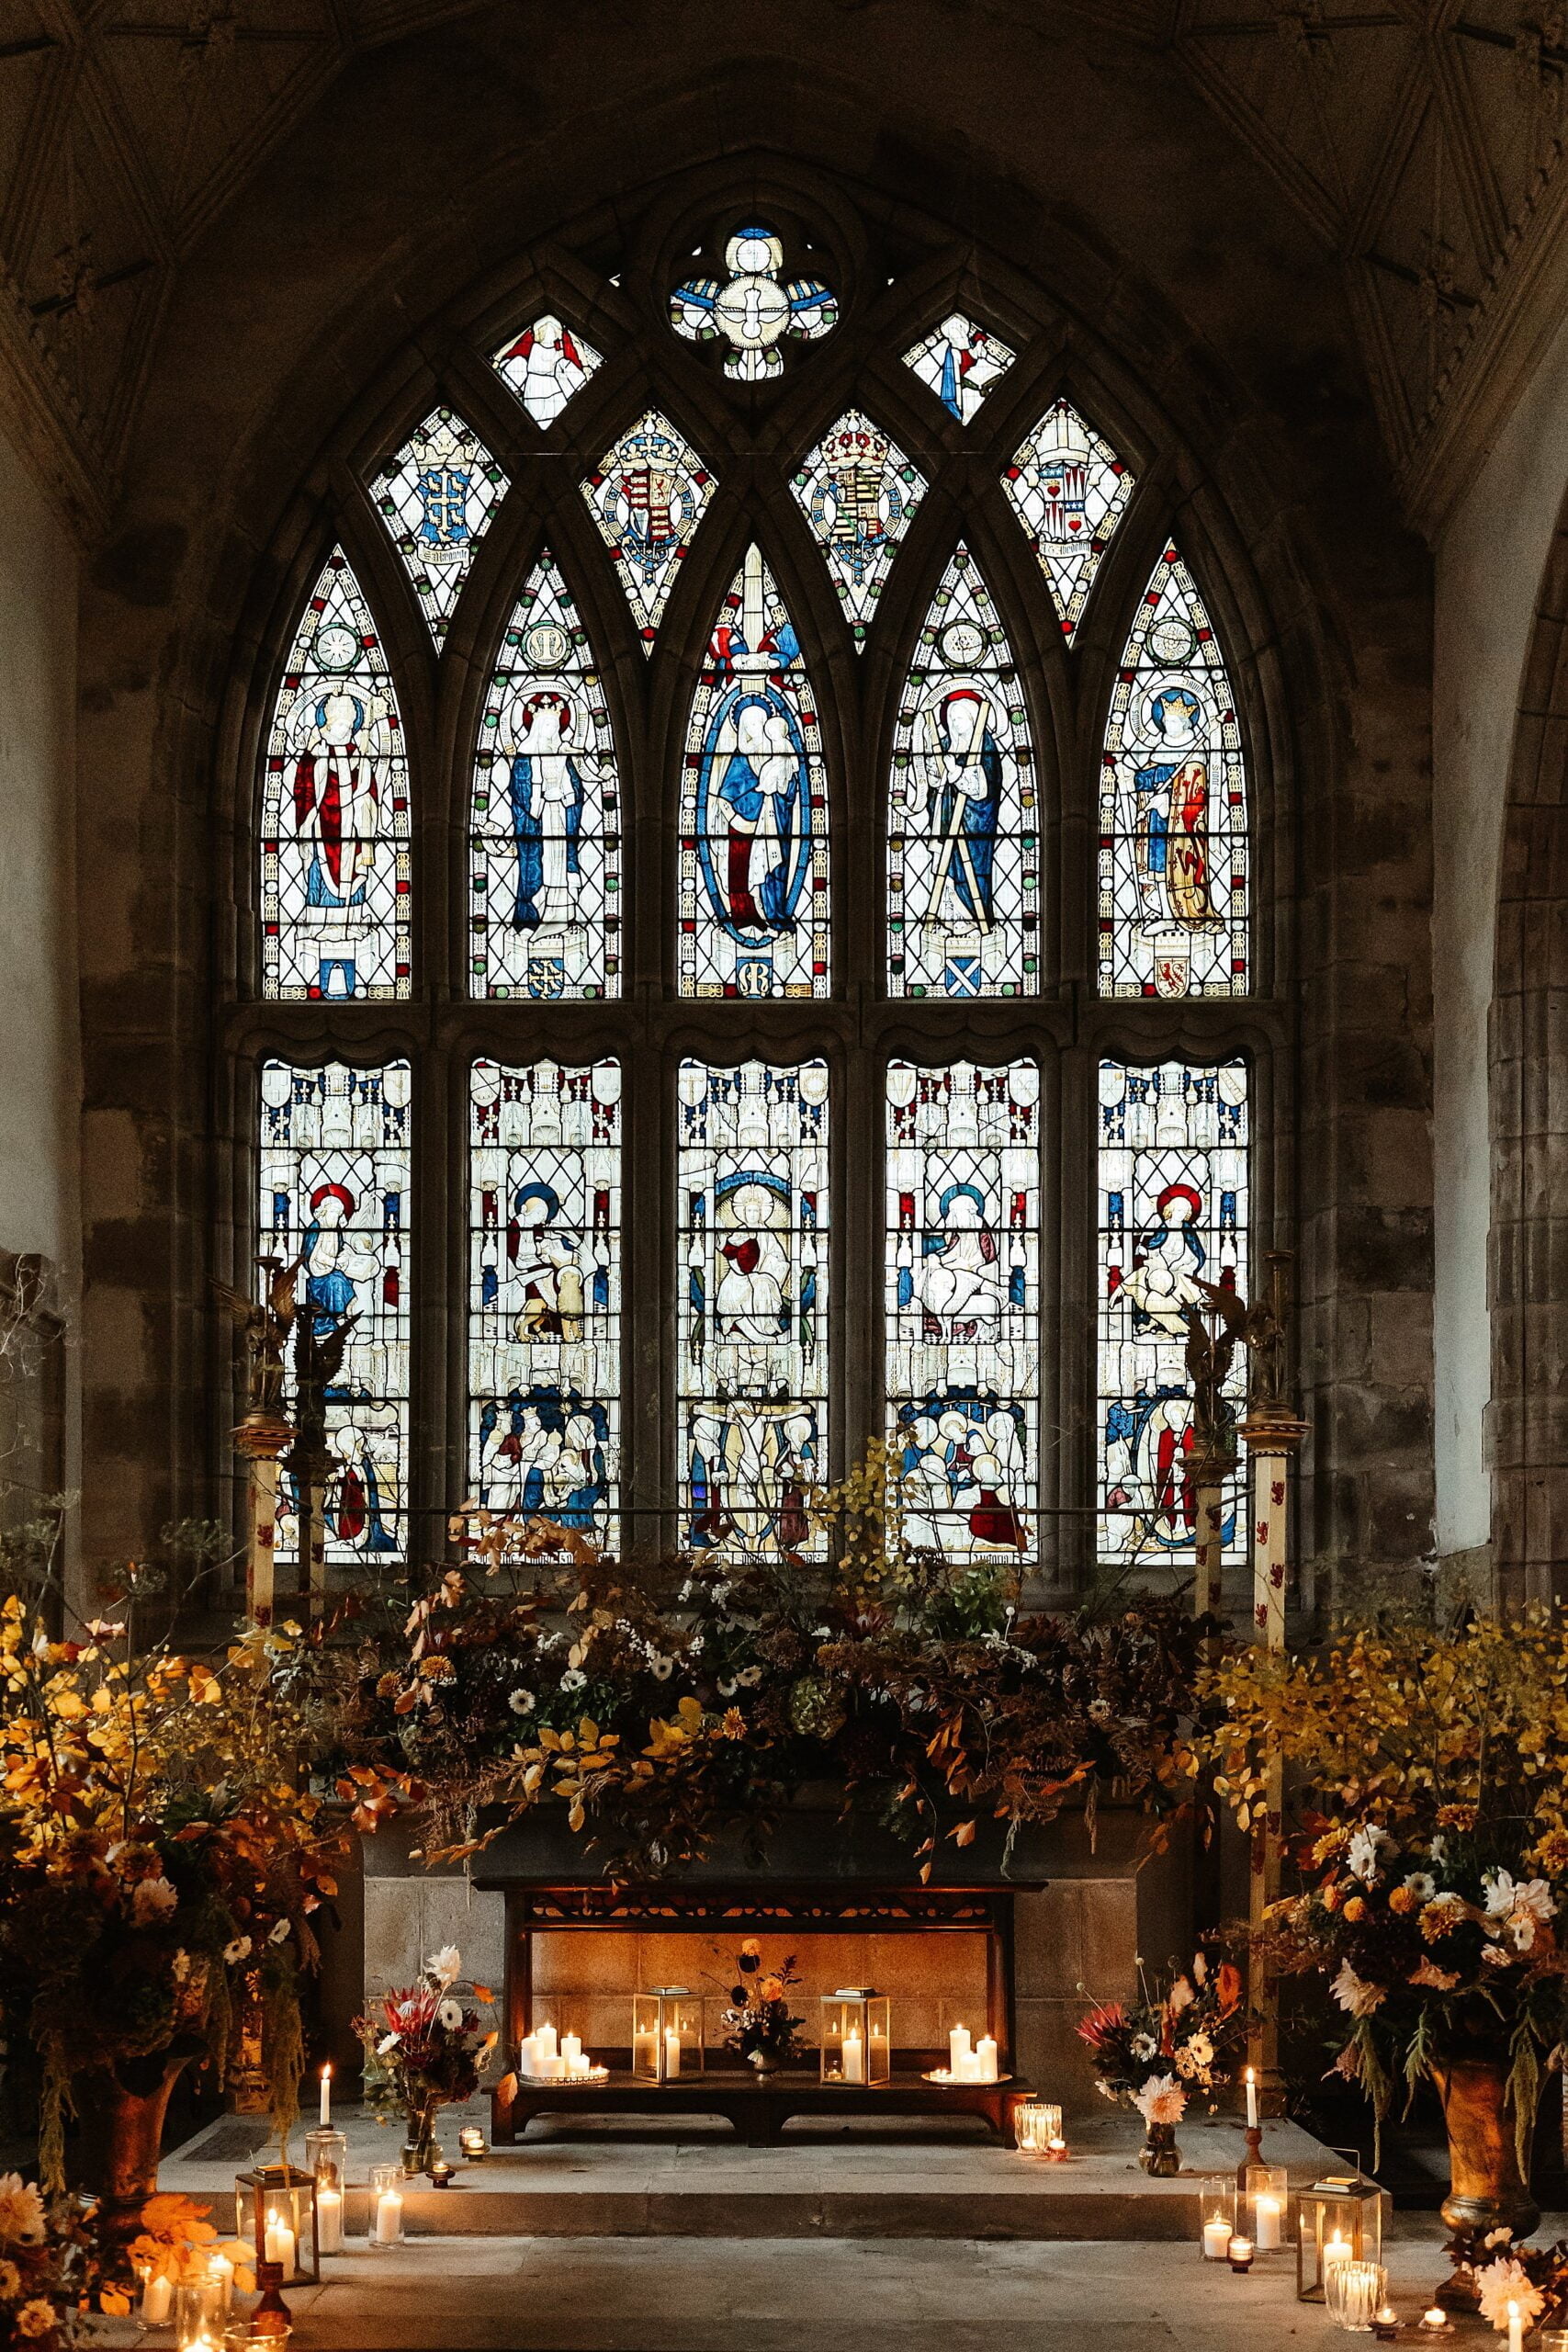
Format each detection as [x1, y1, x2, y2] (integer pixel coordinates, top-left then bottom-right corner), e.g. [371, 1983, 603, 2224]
[304, 2126, 346, 2256]
[1243, 2162, 1292, 2253]
[1297, 2175, 1383, 2301]
[233, 2163, 318, 2285]
[818, 1990, 890, 2086]
[1014, 2100, 1065, 2154]
[367, 2162, 405, 2250]
[175, 2277, 227, 2352]
[631, 1986, 705, 2081]
[1198, 2177, 1238, 2259]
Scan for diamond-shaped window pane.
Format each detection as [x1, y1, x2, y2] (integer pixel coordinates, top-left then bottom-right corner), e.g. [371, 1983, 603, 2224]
[792, 409, 926, 647]
[491, 314, 604, 428]
[368, 408, 507, 648]
[903, 313, 1016, 425]
[581, 408, 715, 650]
[1002, 399, 1134, 645]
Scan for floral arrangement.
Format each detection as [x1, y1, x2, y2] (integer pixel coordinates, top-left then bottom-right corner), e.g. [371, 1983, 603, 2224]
[0, 2172, 79, 2347]
[1075, 1951, 1246, 2130]
[355, 1946, 498, 2158]
[1201, 1611, 1568, 2162]
[107, 2191, 254, 2317]
[712, 1940, 808, 2068]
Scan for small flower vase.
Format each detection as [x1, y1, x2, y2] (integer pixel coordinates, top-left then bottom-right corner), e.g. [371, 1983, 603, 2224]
[401, 2102, 439, 2176]
[749, 2046, 783, 2075]
[1139, 2120, 1181, 2177]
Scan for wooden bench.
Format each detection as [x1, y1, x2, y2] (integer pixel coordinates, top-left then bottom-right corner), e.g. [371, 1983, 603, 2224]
[491, 2065, 1031, 2146]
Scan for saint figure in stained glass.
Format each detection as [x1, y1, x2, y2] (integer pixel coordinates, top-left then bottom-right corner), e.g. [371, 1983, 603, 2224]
[369, 408, 507, 647]
[887, 546, 1035, 998]
[469, 1059, 620, 1536]
[471, 553, 620, 999]
[680, 545, 828, 997]
[791, 410, 925, 646]
[678, 1058, 829, 1555]
[670, 226, 836, 381]
[491, 314, 603, 427]
[1097, 1058, 1248, 1568]
[581, 408, 715, 648]
[903, 313, 1015, 424]
[1100, 544, 1247, 997]
[1001, 400, 1134, 644]
[886, 1060, 1038, 1559]
[260, 551, 410, 1000]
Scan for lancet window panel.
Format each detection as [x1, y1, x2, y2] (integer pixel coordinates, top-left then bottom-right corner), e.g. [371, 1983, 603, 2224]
[677, 1057, 829, 1557]
[259, 550, 411, 1001]
[1096, 1057, 1249, 1574]
[468, 1058, 622, 1540]
[886, 1058, 1040, 1564]
[258, 1058, 412, 1571]
[470, 552, 622, 1001]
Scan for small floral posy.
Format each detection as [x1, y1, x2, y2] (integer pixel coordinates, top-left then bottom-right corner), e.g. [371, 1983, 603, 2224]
[1076, 1951, 1244, 2164]
[712, 1940, 808, 2071]
[354, 1949, 498, 2168]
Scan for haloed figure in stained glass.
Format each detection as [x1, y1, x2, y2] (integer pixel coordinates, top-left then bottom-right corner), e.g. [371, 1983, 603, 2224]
[502, 690, 595, 970]
[910, 687, 1001, 944]
[1134, 681, 1219, 939]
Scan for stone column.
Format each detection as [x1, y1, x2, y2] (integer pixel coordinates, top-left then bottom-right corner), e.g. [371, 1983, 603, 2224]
[1238, 1403, 1307, 2110]
[233, 1409, 292, 1629]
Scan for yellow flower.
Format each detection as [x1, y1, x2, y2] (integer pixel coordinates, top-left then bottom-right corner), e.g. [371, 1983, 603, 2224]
[1437, 1804, 1478, 1832]
[1342, 1896, 1368, 1923]
[0, 2258, 21, 2294]
[1421, 1894, 1468, 1943]
[1388, 1885, 1421, 1916]
[16, 2299, 55, 2337]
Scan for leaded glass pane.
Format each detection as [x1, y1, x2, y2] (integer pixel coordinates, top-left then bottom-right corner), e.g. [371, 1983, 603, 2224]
[259, 551, 410, 1001]
[491, 314, 603, 427]
[581, 407, 715, 649]
[259, 1058, 412, 1570]
[1100, 543, 1248, 997]
[677, 1057, 829, 1555]
[1097, 1057, 1249, 1570]
[368, 408, 507, 648]
[469, 553, 621, 1001]
[887, 546, 1037, 998]
[679, 545, 829, 997]
[468, 1058, 621, 1539]
[1002, 399, 1134, 645]
[886, 1058, 1038, 1561]
[791, 409, 925, 647]
[670, 226, 836, 381]
[902, 312, 1015, 424]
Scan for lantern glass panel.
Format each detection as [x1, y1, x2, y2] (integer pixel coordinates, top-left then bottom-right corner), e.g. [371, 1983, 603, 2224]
[175, 2277, 226, 2352]
[1014, 2101, 1064, 2154]
[1296, 2179, 1382, 2301]
[305, 2128, 346, 2256]
[818, 1992, 890, 2086]
[1198, 2177, 1237, 2258]
[1244, 2163, 1292, 2251]
[632, 1986, 705, 2080]
[233, 2165, 318, 2285]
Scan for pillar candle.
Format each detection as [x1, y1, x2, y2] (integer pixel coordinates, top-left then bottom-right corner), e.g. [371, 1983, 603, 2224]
[976, 2036, 998, 2083]
[842, 2028, 864, 2084]
[664, 2026, 682, 2079]
[634, 2029, 657, 2076]
[561, 2032, 582, 2071]
[375, 2187, 402, 2245]
[1254, 2196, 1281, 2252]
[520, 2031, 539, 2076]
[320, 2063, 333, 2128]
[949, 2025, 972, 2075]
[536, 2023, 558, 2061]
[141, 2270, 172, 2324]
[208, 2251, 233, 2315]
[316, 2187, 343, 2255]
[1203, 2217, 1232, 2260]
[264, 2210, 295, 2272]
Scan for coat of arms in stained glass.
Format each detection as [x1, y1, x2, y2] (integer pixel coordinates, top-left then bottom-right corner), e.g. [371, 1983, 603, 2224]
[887, 547, 1036, 998]
[1097, 1058, 1248, 1570]
[903, 313, 1016, 424]
[886, 1059, 1039, 1561]
[470, 553, 620, 1001]
[581, 408, 715, 649]
[680, 545, 829, 998]
[670, 226, 836, 382]
[491, 314, 603, 428]
[468, 1058, 621, 1539]
[791, 409, 925, 646]
[368, 408, 507, 648]
[260, 550, 411, 1000]
[1002, 399, 1134, 644]
[1100, 544, 1247, 998]
[259, 1059, 412, 1572]
[677, 1057, 829, 1556]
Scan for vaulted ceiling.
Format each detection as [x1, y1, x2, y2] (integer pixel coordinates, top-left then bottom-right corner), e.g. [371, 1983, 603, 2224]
[0, 0, 1562, 538]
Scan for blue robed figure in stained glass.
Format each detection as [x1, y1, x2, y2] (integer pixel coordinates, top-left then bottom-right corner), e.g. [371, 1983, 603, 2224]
[504, 689, 585, 932]
[694, 548, 815, 967]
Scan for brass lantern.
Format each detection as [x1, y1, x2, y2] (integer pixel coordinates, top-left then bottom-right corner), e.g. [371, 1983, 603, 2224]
[631, 1986, 705, 2081]
[818, 1989, 891, 2086]
[233, 2162, 320, 2286]
[1296, 2174, 1383, 2301]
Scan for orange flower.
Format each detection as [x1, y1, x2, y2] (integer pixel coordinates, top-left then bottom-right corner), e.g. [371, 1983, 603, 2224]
[1388, 1885, 1420, 1916]
[1342, 1896, 1368, 1923]
[1215, 1962, 1243, 2013]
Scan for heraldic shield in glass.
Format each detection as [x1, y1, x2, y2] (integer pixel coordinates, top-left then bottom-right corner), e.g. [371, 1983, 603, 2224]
[887, 546, 1037, 998]
[903, 312, 1016, 425]
[468, 1058, 621, 1540]
[470, 553, 621, 1001]
[1002, 399, 1134, 646]
[678, 1058, 829, 1556]
[491, 313, 603, 428]
[886, 1059, 1039, 1561]
[260, 551, 411, 1000]
[680, 545, 829, 997]
[1100, 543, 1247, 998]
[259, 1059, 412, 1571]
[581, 407, 715, 649]
[791, 408, 926, 647]
[1097, 1057, 1249, 1569]
[368, 407, 508, 648]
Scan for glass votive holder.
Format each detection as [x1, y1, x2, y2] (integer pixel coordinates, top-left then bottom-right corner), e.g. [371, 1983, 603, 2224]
[457, 2125, 487, 2161]
[224, 2328, 291, 2351]
[1014, 2101, 1064, 2154]
[1372, 2307, 1401, 2343]
[1199, 2177, 1237, 2259]
[1328, 2260, 1389, 2335]
[1227, 2235, 1255, 2273]
[175, 2278, 226, 2352]
[368, 2161, 405, 2250]
[1244, 2161, 1292, 2251]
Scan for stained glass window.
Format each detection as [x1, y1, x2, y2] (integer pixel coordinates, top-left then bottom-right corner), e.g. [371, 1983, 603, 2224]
[1097, 1057, 1249, 1570]
[887, 546, 1036, 998]
[791, 409, 925, 646]
[903, 313, 1015, 424]
[886, 1059, 1039, 1560]
[468, 1058, 621, 1537]
[1001, 399, 1134, 645]
[368, 409, 507, 648]
[260, 550, 411, 1000]
[1100, 543, 1247, 998]
[491, 314, 603, 427]
[469, 552, 620, 1000]
[678, 1058, 828, 1555]
[259, 1058, 412, 1570]
[680, 544, 829, 998]
[670, 226, 836, 380]
[581, 408, 715, 649]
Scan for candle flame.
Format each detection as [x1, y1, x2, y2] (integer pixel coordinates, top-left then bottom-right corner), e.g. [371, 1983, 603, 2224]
[321, 2061, 332, 2079]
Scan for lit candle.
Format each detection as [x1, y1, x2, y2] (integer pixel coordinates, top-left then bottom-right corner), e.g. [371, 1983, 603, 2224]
[1419, 2311, 1450, 2334]
[1045, 2135, 1068, 2161]
[1324, 2229, 1351, 2271]
[842, 2027, 864, 2084]
[316, 2185, 343, 2255]
[458, 2126, 486, 2159]
[264, 2208, 295, 2272]
[1203, 2214, 1233, 2260]
[1373, 2307, 1401, 2344]
[949, 2025, 972, 2075]
[1254, 2195, 1282, 2252]
[664, 2025, 682, 2080]
[1507, 2300, 1523, 2352]
[634, 2026, 657, 2077]
[1227, 2236, 1254, 2272]
[141, 2269, 172, 2324]
[208, 2249, 233, 2314]
[375, 2185, 402, 2245]
[536, 2022, 558, 2062]
[561, 2032, 582, 2071]
[1245, 2067, 1258, 2132]
[976, 2035, 998, 2083]
[319, 2062, 333, 2128]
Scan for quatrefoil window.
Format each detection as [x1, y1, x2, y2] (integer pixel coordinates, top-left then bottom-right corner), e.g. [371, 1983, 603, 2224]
[670, 225, 836, 381]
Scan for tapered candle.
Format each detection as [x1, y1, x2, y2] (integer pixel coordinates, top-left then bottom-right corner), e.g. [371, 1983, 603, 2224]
[319, 2063, 332, 2128]
[1245, 2067, 1258, 2131]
